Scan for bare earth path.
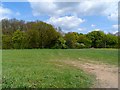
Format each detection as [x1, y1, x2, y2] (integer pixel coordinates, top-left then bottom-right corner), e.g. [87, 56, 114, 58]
[58, 60, 118, 88]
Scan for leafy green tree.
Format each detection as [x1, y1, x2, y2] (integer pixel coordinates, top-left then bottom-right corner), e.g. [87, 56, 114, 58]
[2, 35, 12, 49]
[2, 19, 26, 35]
[12, 30, 27, 49]
[37, 22, 59, 48]
[26, 21, 60, 48]
[26, 29, 39, 48]
[53, 37, 67, 49]
[106, 34, 118, 48]
[64, 32, 78, 48]
[77, 34, 92, 48]
[87, 31, 106, 48]
[2, 18, 119, 49]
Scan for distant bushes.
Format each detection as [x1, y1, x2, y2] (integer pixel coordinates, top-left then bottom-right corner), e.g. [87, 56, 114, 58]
[1, 18, 119, 49]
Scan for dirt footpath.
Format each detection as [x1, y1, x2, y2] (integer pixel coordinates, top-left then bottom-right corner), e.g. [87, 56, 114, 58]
[62, 60, 118, 88]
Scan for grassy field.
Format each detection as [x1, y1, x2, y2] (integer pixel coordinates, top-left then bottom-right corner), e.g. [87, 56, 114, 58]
[2, 49, 118, 88]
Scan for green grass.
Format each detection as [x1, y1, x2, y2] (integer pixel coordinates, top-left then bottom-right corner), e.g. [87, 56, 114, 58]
[2, 49, 118, 88]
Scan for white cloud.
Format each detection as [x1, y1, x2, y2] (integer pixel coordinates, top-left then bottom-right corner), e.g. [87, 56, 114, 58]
[28, 0, 119, 33]
[112, 30, 118, 34]
[94, 29, 101, 31]
[29, 2, 57, 16]
[0, 5, 12, 20]
[91, 24, 96, 27]
[47, 16, 85, 32]
[0, 4, 22, 20]
[16, 12, 20, 16]
[78, 0, 118, 21]
[112, 24, 118, 29]
[29, 0, 118, 21]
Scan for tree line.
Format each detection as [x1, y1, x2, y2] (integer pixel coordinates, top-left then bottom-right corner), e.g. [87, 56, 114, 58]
[1, 18, 119, 49]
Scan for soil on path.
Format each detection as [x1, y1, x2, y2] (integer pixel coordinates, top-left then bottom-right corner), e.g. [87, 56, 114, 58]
[59, 60, 118, 88]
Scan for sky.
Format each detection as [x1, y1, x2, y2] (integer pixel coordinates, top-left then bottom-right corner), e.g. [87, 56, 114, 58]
[0, 0, 119, 34]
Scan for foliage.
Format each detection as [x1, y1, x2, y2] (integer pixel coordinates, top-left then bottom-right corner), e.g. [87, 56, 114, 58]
[87, 31, 110, 48]
[53, 37, 67, 49]
[105, 34, 118, 48]
[2, 19, 118, 49]
[2, 35, 12, 49]
[64, 32, 78, 48]
[12, 30, 27, 49]
[77, 34, 92, 48]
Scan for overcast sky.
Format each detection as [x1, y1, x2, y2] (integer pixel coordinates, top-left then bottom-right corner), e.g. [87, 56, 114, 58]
[0, 0, 119, 34]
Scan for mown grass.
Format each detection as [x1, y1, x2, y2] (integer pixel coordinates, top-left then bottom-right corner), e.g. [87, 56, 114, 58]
[2, 49, 118, 88]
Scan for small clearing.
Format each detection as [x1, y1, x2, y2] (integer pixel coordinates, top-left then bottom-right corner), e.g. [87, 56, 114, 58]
[60, 60, 118, 88]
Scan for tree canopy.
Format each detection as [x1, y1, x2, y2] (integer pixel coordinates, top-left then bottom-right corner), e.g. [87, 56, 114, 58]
[2, 18, 119, 49]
